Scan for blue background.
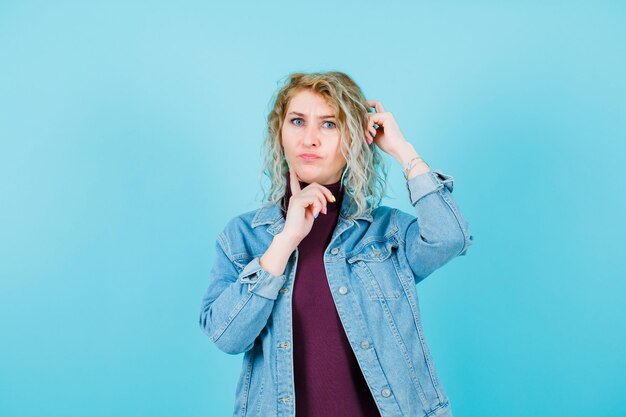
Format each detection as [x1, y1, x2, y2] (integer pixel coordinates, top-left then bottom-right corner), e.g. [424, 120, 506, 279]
[1, 1, 625, 416]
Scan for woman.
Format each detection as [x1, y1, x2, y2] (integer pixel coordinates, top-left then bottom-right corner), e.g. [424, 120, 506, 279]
[199, 71, 474, 417]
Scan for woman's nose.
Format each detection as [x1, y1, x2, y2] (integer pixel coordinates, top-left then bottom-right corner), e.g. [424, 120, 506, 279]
[302, 126, 320, 146]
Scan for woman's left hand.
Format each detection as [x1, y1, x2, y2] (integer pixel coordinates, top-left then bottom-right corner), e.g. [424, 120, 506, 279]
[364, 100, 412, 158]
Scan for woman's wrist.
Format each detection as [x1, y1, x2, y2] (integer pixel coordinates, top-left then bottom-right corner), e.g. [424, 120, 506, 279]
[274, 231, 299, 253]
[260, 232, 298, 276]
[394, 142, 431, 179]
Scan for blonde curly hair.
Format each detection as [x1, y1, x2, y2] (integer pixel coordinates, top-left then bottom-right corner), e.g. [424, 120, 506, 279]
[257, 71, 389, 220]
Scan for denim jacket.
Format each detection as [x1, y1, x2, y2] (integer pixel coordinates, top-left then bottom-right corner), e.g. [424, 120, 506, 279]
[199, 169, 474, 417]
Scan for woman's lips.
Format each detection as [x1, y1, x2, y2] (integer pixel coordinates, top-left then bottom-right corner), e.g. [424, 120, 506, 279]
[299, 154, 321, 161]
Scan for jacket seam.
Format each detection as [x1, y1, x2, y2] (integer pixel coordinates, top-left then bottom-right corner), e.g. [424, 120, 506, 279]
[436, 188, 471, 256]
[346, 225, 399, 258]
[211, 232, 257, 345]
[392, 208, 447, 403]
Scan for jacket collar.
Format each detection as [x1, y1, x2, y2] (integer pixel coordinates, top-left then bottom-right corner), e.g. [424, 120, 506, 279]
[251, 188, 373, 236]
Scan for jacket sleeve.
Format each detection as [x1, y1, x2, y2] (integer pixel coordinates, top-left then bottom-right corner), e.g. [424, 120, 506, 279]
[397, 169, 474, 284]
[198, 230, 287, 355]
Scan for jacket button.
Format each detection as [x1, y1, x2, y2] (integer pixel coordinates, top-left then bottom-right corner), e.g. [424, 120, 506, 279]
[360, 340, 369, 349]
[331, 248, 339, 255]
[338, 286, 348, 295]
[278, 342, 289, 348]
[381, 388, 391, 397]
[279, 396, 291, 403]
[279, 288, 289, 294]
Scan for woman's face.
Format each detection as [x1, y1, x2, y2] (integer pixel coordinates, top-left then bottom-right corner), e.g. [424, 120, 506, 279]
[281, 89, 347, 185]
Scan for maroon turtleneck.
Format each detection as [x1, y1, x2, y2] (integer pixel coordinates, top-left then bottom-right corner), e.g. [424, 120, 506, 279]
[282, 171, 381, 417]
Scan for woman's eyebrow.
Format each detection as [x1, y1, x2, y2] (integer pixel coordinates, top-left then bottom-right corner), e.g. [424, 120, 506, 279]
[288, 111, 335, 119]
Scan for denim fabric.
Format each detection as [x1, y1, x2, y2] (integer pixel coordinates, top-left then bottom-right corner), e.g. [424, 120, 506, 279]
[199, 169, 474, 417]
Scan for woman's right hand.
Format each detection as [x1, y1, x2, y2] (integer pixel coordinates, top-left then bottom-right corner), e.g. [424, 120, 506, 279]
[280, 167, 336, 248]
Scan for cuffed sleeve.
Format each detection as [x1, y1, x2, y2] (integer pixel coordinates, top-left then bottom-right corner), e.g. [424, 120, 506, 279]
[397, 169, 474, 284]
[239, 256, 287, 301]
[406, 169, 455, 205]
[198, 232, 284, 355]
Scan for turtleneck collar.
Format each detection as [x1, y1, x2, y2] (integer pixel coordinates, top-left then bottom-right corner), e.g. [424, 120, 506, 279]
[282, 170, 344, 214]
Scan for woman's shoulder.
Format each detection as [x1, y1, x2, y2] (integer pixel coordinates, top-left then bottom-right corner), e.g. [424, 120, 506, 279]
[368, 204, 418, 236]
[217, 206, 279, 257]
[219, 202, 283, 239]
[370, 204, 410, 221]
[221, 207, 263, 233]
[348, 204, 402, 235]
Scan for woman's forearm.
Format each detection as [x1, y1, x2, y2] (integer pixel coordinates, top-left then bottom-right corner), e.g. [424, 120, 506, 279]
[391, 141, 431, 179]
[260, 232, 298, 276]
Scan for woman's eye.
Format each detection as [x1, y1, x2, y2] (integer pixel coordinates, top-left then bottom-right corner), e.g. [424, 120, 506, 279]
[290, 118, 335, 128]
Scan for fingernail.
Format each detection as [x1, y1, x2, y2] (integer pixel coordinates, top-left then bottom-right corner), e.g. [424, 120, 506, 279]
[315, 213, 319, 219]
[332, 195, 336, 202]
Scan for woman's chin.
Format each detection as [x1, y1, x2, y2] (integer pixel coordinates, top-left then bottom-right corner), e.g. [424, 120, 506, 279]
[294, 166, 322, 181]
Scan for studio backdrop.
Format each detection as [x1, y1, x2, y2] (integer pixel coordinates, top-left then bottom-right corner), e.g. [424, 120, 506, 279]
[0, 1, 624, 416]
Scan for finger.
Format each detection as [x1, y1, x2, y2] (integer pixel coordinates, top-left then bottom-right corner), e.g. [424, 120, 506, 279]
[368, 119, 377, 138]
[314, 190, 327, 215]
[302, 195, 321, 218]
[366, 110, 386, 127]
[364, 115, 381, 144]
[309, 184, 335, 209]
[289, 167, 301, 194]
[301, 188, 327, 217]
[296, 195, 315, 219]
[364, 124, 374, 145]
[365, 100, 385, 113]
[364, 101, 384, 144]
[312, 199, 322, 218]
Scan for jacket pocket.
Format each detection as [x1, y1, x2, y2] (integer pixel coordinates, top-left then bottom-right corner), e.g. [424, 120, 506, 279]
[346, 239, 403, 301]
